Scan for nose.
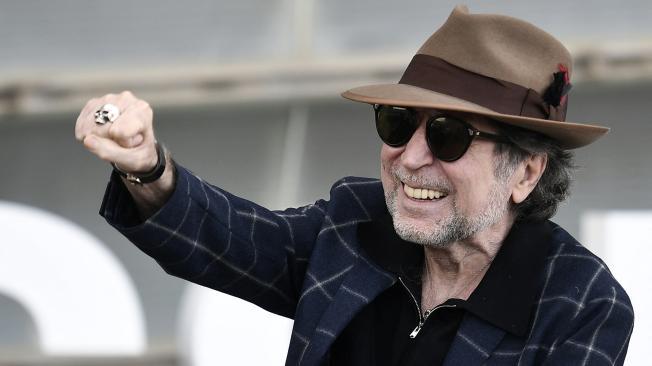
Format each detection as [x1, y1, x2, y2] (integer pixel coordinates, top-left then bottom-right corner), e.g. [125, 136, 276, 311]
[401, 120, 434, 170]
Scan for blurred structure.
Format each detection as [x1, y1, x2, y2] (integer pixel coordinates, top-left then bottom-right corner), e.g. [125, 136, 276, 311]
[0, 1, 650, 365]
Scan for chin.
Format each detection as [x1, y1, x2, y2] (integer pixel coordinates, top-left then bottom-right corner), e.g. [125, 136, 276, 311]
[386, 199, 458, 247]
[386, 184, 460, 247]
[391, 215, 459, 248]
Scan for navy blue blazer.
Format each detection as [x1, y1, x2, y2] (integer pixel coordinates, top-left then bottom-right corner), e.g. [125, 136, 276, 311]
[101, 164, 634, 365]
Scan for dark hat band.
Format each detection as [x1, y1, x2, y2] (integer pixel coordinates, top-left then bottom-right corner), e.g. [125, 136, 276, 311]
[398, 54, 567, 121]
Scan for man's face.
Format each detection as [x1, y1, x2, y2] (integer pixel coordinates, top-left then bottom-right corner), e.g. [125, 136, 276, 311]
[380, 109, 516, 248]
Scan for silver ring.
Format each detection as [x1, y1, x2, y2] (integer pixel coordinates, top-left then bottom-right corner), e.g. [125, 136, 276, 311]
[94, 103, 121, 125]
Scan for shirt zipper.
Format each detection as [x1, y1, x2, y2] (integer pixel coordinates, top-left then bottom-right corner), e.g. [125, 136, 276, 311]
[399, 277, 458, 338]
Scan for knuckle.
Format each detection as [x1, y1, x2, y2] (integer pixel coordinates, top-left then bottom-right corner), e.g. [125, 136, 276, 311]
[132, 122, 144, 135]
[82, 98, 99, 113]
[121, 90, 134, 98]
[75, 120, 90, 141]
[136, 100, 152, 115]
[109, 125, 126, 140]
[122, 118, 140, 133]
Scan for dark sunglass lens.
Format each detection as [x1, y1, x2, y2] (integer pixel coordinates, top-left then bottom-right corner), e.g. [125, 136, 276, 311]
[428, 116, 471, 161]
[375, 106, 418, 146]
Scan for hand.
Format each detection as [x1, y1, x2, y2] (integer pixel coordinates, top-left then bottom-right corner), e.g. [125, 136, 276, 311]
[75, 91, 157, 173]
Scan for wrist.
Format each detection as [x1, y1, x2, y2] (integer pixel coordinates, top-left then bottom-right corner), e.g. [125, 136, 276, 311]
[112, 142, 167, 185]
[120, 152, 177, 221]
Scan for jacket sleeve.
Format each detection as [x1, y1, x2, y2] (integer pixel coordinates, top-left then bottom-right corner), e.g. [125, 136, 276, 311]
[100, 162, 328, 319]
[542, 285, 634, 366]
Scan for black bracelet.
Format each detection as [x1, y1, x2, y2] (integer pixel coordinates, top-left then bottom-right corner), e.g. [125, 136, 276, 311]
[112, 142, 167, 185]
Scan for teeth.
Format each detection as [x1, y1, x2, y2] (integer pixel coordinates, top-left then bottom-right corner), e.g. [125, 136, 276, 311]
[403, 183, 446, 200]
[405, 185, 414, 197]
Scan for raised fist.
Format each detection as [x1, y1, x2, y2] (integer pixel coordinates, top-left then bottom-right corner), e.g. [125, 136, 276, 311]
[75, 91, 158, 174]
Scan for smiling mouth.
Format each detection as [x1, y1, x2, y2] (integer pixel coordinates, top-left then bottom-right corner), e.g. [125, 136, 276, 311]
[402, 183, 448, 200]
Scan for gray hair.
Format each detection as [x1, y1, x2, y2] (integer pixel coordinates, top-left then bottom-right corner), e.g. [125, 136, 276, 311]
[493, 123, 575, 222]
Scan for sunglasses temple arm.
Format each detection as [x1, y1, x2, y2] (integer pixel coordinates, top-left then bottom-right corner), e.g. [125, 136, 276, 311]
[475, 130, 511, 144]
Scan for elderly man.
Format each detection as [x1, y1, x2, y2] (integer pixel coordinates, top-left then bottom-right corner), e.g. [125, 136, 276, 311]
[76, 5, 633, 365]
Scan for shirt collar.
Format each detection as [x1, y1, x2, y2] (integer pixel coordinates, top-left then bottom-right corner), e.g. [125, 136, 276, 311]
[358, 211, 553, 337]
[463, 219, 552, 337]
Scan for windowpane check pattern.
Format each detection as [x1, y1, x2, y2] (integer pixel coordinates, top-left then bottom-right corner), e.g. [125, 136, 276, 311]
[101, 164, 633, 365]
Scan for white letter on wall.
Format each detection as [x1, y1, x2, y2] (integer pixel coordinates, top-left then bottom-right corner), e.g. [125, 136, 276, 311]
[581, 210, 651, 366]
[178, 284, 293, 366]
[0, 201, 146, 356]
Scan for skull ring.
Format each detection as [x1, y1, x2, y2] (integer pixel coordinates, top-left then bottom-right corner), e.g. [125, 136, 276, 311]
[94, 103, 121, 125]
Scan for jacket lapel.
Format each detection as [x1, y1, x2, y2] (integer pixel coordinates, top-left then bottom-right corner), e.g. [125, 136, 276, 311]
[443, 313, 506, 365]
[300, 193, 426, 364]
[300, 252, 396, 365]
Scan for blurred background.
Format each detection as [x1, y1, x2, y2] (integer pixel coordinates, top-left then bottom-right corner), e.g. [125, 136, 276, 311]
[0, 0, 650, 365]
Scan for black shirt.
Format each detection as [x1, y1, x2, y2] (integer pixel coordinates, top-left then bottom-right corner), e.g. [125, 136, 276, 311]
[329, 213, 551, 365]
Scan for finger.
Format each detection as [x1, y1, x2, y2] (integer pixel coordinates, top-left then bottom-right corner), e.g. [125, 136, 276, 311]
[76, 95, 125, 141]
[108, 115, 146, 148]
[119, 90, 136, 99]
[77, 91, 143, 143]
[83, 134, 157, 172]
[75, 97, 101, 141]
[110, 97, 154, 148]
[128, 133, 145, 148]
[83, 134, 132, 164]
[83, 94, 115, 123]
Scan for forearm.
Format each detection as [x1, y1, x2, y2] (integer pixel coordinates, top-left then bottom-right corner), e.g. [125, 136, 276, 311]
[121, 151, 176, 220]
[101, 164, 328, 318]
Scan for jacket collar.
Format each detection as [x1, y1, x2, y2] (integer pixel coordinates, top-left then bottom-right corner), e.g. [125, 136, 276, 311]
[358, 211, 553, 338]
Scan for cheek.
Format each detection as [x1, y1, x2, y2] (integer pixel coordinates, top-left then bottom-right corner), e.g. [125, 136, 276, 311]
[450, 172, 493, 211]
[380, 145, 402, 166]
[380, 145, 400, 190]
[459, 174, 505, 213]
[380, 145, 392, 172]
[453, 148, 501, 205]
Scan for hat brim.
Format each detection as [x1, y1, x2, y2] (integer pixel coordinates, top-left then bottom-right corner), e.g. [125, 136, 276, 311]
[342, 83, 609, 149]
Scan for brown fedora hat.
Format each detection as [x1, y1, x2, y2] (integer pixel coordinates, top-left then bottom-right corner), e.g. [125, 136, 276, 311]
[342, 5, 609, 149]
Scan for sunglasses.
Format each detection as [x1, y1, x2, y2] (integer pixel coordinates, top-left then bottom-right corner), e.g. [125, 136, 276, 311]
[373, 104, 510, 162]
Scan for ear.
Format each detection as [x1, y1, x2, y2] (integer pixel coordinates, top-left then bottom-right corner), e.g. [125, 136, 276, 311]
[511, 153, 547, 204]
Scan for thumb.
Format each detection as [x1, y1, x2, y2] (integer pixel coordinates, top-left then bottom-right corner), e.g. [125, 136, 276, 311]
[84, 134, 158, 173]
[83, 134, 132, 165]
